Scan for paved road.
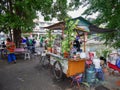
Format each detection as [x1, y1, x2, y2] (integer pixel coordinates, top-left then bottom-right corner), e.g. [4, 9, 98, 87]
[0, 49, 119, 90]
[0, 54, 73, 90]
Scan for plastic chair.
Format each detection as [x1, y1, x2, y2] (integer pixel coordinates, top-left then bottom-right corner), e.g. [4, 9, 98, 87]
[24, 50, 30, 60]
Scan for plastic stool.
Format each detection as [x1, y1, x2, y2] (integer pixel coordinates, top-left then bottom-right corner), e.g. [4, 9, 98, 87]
[24, 52, 30, 60]
[71, 74, 82, 88]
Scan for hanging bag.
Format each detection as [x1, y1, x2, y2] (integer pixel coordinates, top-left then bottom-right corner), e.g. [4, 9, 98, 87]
[116, 57, 120, 68]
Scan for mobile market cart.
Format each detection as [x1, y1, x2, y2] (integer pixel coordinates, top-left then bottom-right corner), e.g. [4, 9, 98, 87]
[46, 52, 86, 79]
[43, 18, 90, 79]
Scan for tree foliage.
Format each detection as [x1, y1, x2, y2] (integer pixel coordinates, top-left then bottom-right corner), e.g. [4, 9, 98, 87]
[80, 0, 120, 48]
[0, 0, 81, 47]
[0, 0, 81, 32]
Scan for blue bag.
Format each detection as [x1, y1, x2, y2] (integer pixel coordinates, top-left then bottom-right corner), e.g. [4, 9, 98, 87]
[116, 57, 120, 68]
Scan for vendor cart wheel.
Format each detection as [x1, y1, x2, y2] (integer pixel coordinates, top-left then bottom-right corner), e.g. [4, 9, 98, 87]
[53, 61, 63, 79]
[43, 55, 50, 68]
[39, 56, 45, 65]
[40, 56, 50, 68]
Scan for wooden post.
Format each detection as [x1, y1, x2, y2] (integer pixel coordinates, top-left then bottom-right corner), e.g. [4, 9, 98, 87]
[61, 24, 65, 39]
[83, 32, 87, 52]
[50, 30, 51, 46]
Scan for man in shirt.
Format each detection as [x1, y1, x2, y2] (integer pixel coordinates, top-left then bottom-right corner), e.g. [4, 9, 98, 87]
[6, 38, 16, 63]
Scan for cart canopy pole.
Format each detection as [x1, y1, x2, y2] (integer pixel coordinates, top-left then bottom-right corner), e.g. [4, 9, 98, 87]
[83, 32, 88, 52]
[61, 24, 65, 39]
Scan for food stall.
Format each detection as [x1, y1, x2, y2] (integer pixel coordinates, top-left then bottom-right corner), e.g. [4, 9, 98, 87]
[43, 16, 114, 79]
[43, 17, 91, 79]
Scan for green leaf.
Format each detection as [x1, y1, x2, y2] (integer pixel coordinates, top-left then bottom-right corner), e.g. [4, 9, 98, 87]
[81, 0, 120, 49]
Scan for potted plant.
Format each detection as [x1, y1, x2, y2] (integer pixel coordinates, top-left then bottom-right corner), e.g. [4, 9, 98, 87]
[46, 30, 56, 52]
[61, 19, 79, 58]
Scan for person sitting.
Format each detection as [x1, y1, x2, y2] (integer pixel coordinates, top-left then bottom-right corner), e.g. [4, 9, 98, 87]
[25, 37, 30, 50]
[93, 56, 104, 81]
[2, 41, 6, 48]
[100, 56, 107, 68]
[32, 39, 36, 53]
[1, 41, 7, 56]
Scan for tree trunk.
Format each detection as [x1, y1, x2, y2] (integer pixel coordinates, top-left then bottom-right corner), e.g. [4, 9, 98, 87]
[7, 0, 22, 48]
[9, 27, 13, 41]
[13, 28, 21, 48]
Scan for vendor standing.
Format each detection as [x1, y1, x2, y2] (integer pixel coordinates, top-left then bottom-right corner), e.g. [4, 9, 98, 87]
[73, 35, 82, 52]
[6, 38, 16, 63]
[39, 36, 43, 47]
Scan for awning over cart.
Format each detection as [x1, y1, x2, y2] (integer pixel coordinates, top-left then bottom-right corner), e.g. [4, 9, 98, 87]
[43, 16, 115, 34]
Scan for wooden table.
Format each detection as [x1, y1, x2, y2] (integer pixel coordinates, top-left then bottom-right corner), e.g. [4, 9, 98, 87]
[14, 48, 26, 53]
[14, 48, 27, 59]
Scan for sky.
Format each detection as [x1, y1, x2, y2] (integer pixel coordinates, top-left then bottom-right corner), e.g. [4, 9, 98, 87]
[67, 6, 88, 18]
[37, 5, 98, 22]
